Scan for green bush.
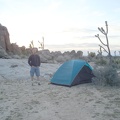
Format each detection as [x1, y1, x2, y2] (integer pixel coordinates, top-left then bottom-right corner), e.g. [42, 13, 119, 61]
[92, 65, 120, 86]
[95, 58, 108, 65]
[88, 52, 96, 58]
[111, 58, 120, 68]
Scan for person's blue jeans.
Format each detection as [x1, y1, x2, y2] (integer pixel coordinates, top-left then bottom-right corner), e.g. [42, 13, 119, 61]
[30, 66, 40, 77]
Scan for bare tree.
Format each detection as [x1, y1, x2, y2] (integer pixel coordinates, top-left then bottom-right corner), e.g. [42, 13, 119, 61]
[38, 37, 44, 50]
[97, 45, 102, 56]
[95, 21, 112, 64]
[119, 51, 120, 56]
[29, 40, 34, 48]
[114, 51, 116, 56]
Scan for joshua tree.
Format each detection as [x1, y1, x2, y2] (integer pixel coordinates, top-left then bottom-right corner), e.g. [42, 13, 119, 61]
[97, 45, 102, 56]
[87, 51, 89, 56]
[87, 51, 96, 58]
[119, 51, 120, 56]
[29, 40, 34, 48]
[114, 51, 116, 56]
[95, 21, 112, 64]
[38, 37, 44, 50]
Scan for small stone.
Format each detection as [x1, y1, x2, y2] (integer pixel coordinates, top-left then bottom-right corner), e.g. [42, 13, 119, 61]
[38, 83, 41, 85]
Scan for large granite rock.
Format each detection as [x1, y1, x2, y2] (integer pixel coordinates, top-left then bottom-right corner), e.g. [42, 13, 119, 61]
[37, 49, 84, 63]
[0, 24, 11, 52]
[0, 46, 10, 58]
[0, 23, 85, 61]
[11, 43, 22, 55]
[38, 49, 53, 63]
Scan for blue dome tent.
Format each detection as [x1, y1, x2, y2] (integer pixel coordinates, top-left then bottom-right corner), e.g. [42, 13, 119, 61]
[50, 59, 95, 87]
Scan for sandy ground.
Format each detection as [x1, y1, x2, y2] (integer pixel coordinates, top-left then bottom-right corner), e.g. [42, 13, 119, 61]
[0, 59, 120, 120]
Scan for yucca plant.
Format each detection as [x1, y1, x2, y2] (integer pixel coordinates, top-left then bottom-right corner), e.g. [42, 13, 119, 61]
[95, 21, 112, 64]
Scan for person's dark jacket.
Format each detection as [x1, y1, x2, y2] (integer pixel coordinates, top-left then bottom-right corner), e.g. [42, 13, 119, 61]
[28, 54, 41, 67]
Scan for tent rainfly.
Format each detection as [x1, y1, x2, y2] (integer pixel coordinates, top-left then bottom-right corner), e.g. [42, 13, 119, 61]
[50, 59, 95, 87]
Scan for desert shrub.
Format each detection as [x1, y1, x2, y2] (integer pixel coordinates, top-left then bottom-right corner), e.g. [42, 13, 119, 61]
[88, 52, 96, 58]
[111, 58, 120, 68]
[95, 58, 107, 65]
[92, 65, 120, 86]
[20, 54, 27, 59]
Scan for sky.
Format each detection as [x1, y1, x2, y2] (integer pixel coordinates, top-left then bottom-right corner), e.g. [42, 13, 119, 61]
[0, 0, 120, 55]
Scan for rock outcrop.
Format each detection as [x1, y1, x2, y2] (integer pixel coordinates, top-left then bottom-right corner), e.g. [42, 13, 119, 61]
[0, 24, 11, 52]
[0, 46, 9, 58]
[0, 24, 11, 58]
[0, 24, 22, 58]
[37, 49, 84, 63]
[11, 43, 22, 55]
[0, 23, 84, 61]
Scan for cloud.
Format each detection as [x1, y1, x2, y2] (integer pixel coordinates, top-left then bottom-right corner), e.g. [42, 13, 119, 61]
[1, 0, 120, 55]
[62, 28, 97, 33]
[109, 35, 120, 38]
[46, 42, 99, 49]
[110, 25, 120, 32]
[45, 42, 120, 56]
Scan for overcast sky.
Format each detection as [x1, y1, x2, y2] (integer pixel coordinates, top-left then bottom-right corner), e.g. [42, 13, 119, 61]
[0, 0, 120, 55]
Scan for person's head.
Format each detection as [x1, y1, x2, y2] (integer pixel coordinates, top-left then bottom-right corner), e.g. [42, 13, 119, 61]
[32, 48, 37, 54]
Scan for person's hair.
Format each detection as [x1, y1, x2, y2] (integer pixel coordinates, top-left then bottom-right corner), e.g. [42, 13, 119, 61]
[32, 48, 38, 53]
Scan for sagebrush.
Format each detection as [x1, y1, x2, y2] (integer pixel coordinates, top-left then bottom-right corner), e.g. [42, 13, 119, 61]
[92, 65, 120, 86]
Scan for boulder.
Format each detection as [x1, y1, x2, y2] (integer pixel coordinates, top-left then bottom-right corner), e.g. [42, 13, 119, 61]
[12, 55, 21, 59]
[64, 54, 71, 61]
[11, 43, 22, 55]
[51, 51, 62, 58]
[20, 46, 26, 54]
[0, 24, 11, 52]
[26, 48, 32, 56]
[76, 51, 83, 58]
[38, 49, 53, 62]
[0, 46, 10, 58]
[55, 55, 65, 63]
[40, 55, 48, 63]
